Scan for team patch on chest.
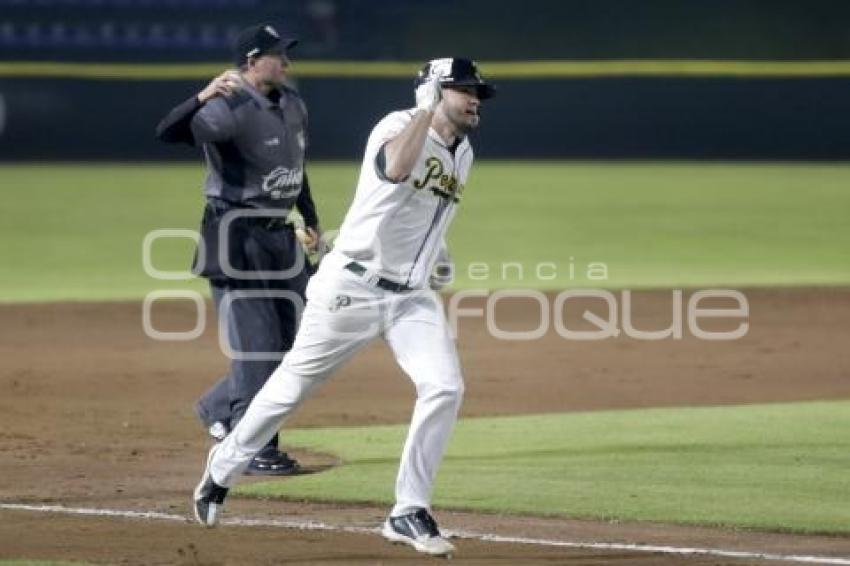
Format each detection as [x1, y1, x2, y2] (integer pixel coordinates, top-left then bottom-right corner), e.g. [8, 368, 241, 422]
[412, 157, 464, 202]
[262, 166, 303, 199]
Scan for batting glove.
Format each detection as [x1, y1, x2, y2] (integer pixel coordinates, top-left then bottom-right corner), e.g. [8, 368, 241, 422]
[415, 79, 442, 113]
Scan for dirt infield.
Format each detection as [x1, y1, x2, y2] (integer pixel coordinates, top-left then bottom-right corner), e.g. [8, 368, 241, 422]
[1, 288, 849, 564]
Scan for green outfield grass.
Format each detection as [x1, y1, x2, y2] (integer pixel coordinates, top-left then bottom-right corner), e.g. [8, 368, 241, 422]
[1, 162, 848, 302]
[237, 400, 850, 534]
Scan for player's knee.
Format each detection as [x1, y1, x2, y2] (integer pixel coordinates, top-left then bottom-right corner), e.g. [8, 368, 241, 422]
[448, 384, 464, 409]
[279, 353, 337, 383]
[449, 377, 465, 400]
[419, 376, 464, 405]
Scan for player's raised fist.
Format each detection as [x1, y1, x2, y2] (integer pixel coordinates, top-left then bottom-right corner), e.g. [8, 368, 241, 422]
[415, 79, 441, 113]
[414, 59, 451, 113]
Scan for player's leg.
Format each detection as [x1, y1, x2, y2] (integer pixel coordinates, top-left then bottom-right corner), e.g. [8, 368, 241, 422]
[195, 282, 235, 439]
[195, 378, 231, 440]
[194, 278, 282, 433]
[195, 283, 294, 464]
[221, 227, 306, 473]
[217, 287, 289, 459]
[381, 290, 462, 554]
[193, 202, 236, 437]
[243, 234, 312, 475]
[219, 224, 302, 423]
[206, 263, 384, 488]
[223, 292, 287, 420]
[228, 294, 297, 475]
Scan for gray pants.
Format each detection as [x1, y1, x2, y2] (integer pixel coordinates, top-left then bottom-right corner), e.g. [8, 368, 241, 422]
[195, 224, 309, 444]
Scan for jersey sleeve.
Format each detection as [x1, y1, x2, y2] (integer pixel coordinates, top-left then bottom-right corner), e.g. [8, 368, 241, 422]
[190, 98, 237, 144]
[290, 91, 310, 149]
[368, 111, 413, 182]
[155, 95, 203, 145]
[296, 171, 320, 230]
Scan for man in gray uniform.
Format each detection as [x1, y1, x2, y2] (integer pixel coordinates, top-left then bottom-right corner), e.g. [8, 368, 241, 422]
[155, 23, 321, 475]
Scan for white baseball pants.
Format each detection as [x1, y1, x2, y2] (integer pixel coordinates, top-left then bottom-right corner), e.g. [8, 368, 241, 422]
[209, 251, 464, 516]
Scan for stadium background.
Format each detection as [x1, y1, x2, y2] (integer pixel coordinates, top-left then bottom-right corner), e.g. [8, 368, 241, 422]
[3, 0, 850, 159]
[1, 1, 849, 564]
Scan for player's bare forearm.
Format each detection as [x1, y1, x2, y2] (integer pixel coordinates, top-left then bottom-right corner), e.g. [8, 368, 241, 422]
[382, 110, 433, 182]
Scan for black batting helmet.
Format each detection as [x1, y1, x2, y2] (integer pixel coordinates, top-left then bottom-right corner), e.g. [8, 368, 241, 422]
[415, 58, 496, 100]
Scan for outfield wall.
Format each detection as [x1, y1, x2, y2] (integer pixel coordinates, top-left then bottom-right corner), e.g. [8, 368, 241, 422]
[1, 75, 848, 160]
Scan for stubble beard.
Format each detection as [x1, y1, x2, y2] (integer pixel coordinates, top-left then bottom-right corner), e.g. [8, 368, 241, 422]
[450, 107, 478, 135]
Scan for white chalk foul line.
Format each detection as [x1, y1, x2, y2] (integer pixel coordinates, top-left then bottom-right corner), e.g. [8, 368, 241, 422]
[1, 503, 849, 565]
[447, 530, 850, 565]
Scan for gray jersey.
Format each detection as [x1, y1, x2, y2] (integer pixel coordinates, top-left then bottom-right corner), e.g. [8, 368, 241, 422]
[190, 82, 308, 209]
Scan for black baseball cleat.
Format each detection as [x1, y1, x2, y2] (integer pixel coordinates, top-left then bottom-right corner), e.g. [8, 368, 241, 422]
[244, 445, 300, 476]
[381, 508, 455, 556]
[193, 445, 229, 527]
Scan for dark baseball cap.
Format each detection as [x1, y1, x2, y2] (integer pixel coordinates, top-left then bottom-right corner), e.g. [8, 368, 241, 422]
[415, 58, 496, 100]
[233, 24, 298, 66]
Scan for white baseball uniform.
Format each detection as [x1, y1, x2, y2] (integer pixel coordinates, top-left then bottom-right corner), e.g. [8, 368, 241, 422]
[209, 108, 475, 516]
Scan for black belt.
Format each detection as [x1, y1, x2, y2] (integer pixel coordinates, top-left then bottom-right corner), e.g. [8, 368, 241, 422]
[344, 262, 413, 292]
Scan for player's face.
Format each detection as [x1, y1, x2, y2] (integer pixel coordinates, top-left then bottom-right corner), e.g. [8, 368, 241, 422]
[253, 52, 290, 88]
[440, 86, 481, 134]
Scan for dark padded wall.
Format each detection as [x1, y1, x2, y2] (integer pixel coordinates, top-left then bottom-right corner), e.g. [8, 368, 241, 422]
[1, 77, 847, 160]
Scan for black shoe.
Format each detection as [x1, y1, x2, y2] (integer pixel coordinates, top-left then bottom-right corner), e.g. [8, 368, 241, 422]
[193, 445, 229, 527]
[244, 446, 300, 476]
[381, 508, 455, 556]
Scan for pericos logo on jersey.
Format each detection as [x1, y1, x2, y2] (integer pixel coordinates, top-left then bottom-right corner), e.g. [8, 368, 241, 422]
[412, 157, 464, 202]
[262, 166, 303, 199]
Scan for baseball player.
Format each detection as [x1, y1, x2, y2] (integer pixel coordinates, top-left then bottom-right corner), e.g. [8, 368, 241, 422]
[193, 58, 495, 557]
[155, 24, 322, 475]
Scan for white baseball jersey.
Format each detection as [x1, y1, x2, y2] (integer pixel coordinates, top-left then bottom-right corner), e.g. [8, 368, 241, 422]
[334, 110, 474, 289]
